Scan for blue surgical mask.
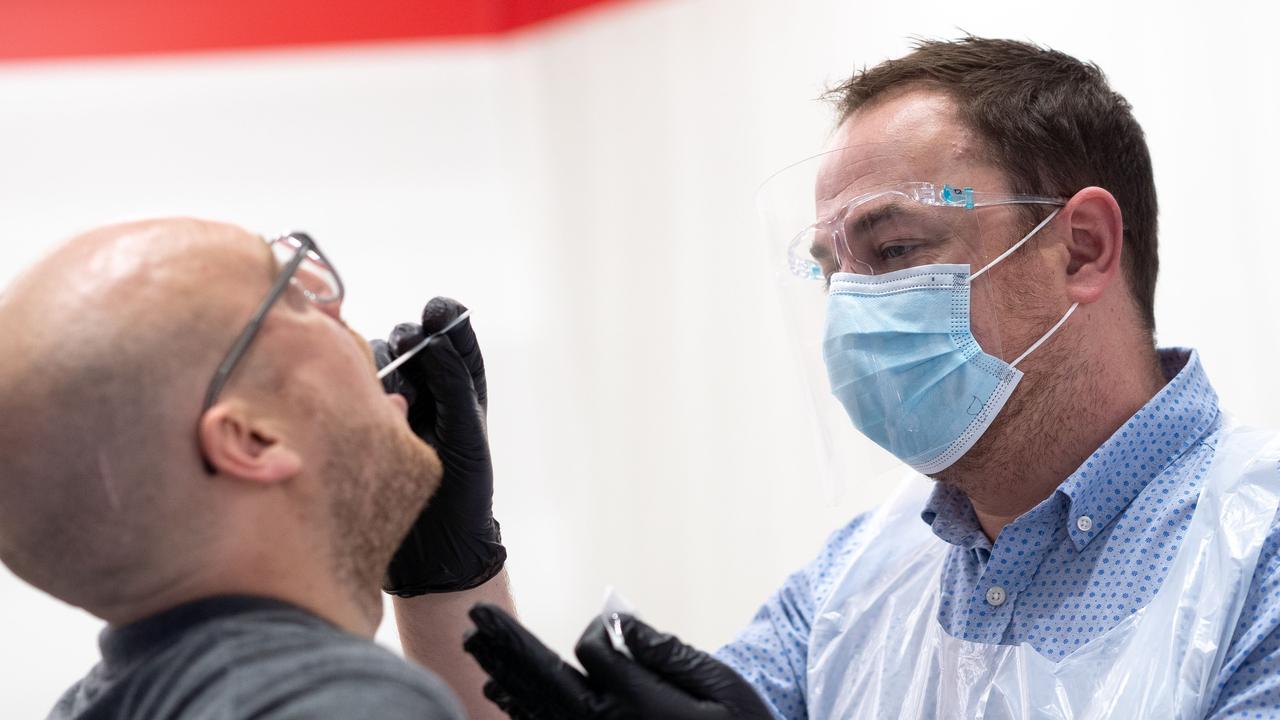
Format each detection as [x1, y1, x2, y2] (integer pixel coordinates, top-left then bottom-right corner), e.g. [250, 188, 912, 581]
[822, 211, 1076, 474]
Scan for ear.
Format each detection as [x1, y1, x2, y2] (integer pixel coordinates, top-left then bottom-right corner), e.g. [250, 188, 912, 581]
[1057, 186, 1124, 305]
[198, 400, 302, 484]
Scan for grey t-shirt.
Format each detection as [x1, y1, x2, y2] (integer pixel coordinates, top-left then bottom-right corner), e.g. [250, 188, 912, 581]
[48, 595, 466, 719]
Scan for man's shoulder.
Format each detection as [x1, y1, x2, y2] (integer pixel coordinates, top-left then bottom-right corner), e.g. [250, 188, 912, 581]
[794, 508, 879, 610]
[1216, 423, 1280, 646]
[1225, 422, 1280, 564]
[52, 604, 464, 720]
[188, 606, 464, 716]
[1246, 497, 1280, 590]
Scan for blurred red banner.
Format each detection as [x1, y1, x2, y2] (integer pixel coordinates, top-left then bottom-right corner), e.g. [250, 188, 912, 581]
[0, 0, 624, 60]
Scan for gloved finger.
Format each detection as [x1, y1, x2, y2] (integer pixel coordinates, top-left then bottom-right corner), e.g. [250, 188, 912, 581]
[466, 623, 591, 717]
[482, 679, 551, 720]
[471, 632, 593, 717]
[371, 337, 394, 370]
[388, 321, 427, 363]
[370, 338, 412, 401]
[466, 604, 594, 713]
[574, 618, 671, 706]
[619, 615, 730, 701]
[466, 631, 567, 714]
[417, 332, 488, 450]
[481, 679, 517, 712]
[388, 320, 480, 450]
[466, 604, 564, 672]
[382, 325, 439, 442]
[421, 297, 487, 412]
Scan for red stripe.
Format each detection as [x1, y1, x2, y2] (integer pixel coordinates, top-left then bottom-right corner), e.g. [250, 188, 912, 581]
[0, 0, 625, 61]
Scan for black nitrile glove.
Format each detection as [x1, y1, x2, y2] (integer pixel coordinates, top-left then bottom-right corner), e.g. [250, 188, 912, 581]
[464, 604, 617, 719]
[371, 297, 505, 595]
[463, 604, 774, 720]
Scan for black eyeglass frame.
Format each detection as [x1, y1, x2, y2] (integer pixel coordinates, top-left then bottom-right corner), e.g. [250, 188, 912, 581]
[200, 232, 344, 413]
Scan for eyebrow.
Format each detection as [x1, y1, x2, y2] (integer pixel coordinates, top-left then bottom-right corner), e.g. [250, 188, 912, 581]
[845, 201, 914, 235]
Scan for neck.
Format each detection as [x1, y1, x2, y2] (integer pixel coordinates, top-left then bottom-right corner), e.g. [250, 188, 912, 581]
[93, 543, 383, 637]
[939, 322, 1165, 542]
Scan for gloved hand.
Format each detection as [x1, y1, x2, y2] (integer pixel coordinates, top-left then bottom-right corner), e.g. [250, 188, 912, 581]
[463, 603, 774, 720]
[371, 297, 506, 595]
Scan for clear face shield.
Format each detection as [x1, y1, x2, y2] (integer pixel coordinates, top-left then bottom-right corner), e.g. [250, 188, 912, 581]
[759, 146, 1066, 496]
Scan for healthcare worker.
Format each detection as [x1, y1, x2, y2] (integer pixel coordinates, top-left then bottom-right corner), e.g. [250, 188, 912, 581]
[461, 37, 1280, 718]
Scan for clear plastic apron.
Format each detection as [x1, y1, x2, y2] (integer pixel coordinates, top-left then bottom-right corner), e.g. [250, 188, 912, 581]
[806, 421, 1280, 719]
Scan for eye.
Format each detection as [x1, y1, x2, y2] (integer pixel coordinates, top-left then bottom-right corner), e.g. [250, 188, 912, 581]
[879, 243, 914, 261]
[816, 256, 839, 279]
[282, 281, 312, 310]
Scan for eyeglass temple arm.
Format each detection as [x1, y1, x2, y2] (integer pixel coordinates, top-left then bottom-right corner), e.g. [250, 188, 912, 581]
[201, 246, 311, 411]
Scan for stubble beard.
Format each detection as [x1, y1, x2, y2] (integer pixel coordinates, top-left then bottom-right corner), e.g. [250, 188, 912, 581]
[936, 315, 1098, 498]
[321, 419, 442, 622]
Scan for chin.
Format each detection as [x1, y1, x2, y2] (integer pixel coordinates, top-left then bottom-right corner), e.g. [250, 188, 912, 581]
[321, 420, 440, 598]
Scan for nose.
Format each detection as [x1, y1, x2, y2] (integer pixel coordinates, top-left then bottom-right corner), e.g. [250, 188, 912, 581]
[317, 296, 344, 322]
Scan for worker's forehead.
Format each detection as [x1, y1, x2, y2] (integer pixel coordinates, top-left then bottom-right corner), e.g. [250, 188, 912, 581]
[816, 91, 981, 206]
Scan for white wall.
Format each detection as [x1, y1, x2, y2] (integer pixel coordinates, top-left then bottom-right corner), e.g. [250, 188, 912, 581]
[2, 0, 1278, 714]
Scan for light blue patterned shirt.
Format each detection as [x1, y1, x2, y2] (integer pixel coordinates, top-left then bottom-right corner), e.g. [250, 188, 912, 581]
[717, 349, 1280, 719]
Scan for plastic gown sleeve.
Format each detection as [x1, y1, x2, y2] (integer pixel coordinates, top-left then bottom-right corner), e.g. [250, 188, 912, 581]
[1207, 505, 1280, 717]
[713, 514, 872, 720]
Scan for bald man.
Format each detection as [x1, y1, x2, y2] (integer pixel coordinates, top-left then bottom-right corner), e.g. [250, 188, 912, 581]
[0, 219, 512, 719]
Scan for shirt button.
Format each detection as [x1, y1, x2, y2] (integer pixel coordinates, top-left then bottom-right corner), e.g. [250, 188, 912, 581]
[986, 586, 1007, 607]
[1076, 515, 1094, 532]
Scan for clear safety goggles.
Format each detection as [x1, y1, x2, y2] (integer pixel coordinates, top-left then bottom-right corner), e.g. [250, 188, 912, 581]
[788, 182, 1065, 280]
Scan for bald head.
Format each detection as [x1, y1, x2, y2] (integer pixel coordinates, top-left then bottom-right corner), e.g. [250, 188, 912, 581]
[0, 218, 441, 629]
[0, 219, 275, 614]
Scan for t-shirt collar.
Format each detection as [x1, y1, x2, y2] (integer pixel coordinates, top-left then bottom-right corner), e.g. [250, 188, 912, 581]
[98, 595, 306, 669]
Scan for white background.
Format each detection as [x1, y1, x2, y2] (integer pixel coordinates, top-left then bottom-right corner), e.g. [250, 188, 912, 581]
[2, 0, 1278, 715]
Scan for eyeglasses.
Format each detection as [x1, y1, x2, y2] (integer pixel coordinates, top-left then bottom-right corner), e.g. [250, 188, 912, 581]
[787, 182, 1067, 280]
[201, 232, 344, 413]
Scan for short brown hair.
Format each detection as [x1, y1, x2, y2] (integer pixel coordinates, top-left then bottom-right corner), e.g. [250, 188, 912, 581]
[828, 37, 1158, 332]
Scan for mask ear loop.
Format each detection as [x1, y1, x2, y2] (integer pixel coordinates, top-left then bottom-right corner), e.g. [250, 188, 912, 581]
[1010, 302, 1078, 367]
[968, 208, 1061, 282]
[964, 207, 1076, 367]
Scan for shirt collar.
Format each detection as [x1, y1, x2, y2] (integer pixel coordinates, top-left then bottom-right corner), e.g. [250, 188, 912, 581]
[98, 595, 313, 669]
[1056, 347, 1219, 550]
[920, 347, 1219, 552]
[921, 483, 991, 554]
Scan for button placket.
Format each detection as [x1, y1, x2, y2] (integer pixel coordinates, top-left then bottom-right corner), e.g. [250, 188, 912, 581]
[962, 574, 1016, 644]
[965, 499, 1070, 641]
